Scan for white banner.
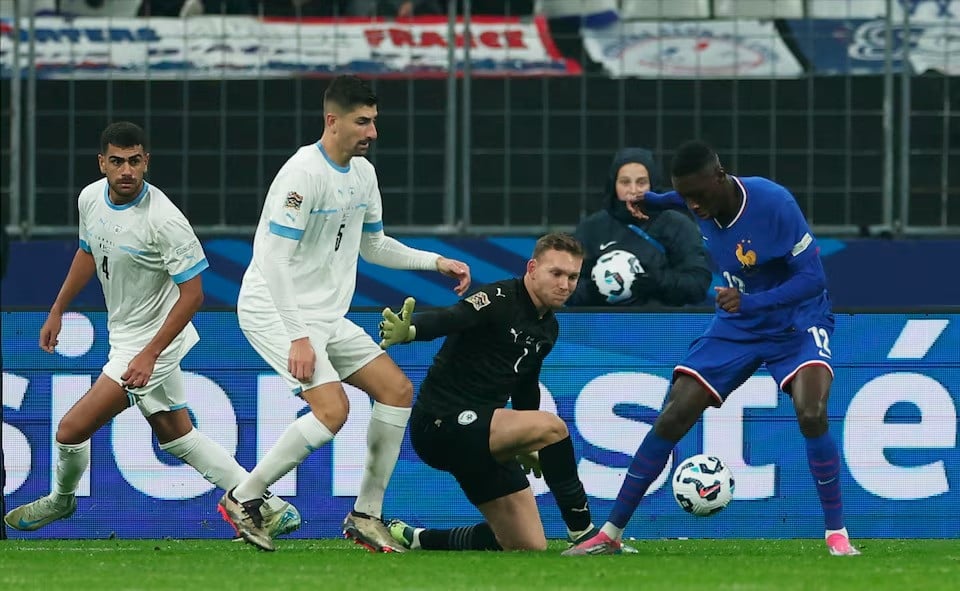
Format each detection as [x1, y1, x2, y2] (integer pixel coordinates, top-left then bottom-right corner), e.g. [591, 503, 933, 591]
[0, 15, 580, 79]
[809, 0, 959, 19]
[582, 20, 803, 78]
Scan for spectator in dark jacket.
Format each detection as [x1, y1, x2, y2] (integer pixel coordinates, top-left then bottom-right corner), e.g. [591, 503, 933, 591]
[568, 147, 711, 307]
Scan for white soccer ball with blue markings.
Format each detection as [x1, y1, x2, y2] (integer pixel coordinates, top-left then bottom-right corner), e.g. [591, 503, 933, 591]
[591, 249, 644, 304]
[672, 454, 735, 517]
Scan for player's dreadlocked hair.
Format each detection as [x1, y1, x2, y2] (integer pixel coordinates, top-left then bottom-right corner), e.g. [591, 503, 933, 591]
[533, 232, 584, 261]
[323, 75, 378, 112]
[100, 121, 147, 154]
[671, 140, 718, 178]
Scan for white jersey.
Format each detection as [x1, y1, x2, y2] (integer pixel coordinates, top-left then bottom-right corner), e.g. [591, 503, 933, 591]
[238, 142, 384, 328]
[78, 178, 207, 355]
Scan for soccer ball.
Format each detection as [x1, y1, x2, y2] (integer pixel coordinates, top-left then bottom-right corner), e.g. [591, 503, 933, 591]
[672, 454, 735, 517]
[591, 249, 644, 304]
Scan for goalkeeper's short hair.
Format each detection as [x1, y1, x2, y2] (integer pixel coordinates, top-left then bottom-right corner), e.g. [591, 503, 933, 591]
[533, 232, 584, 261]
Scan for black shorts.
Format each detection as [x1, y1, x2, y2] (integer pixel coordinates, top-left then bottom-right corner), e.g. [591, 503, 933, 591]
[409, 404, 529, 506]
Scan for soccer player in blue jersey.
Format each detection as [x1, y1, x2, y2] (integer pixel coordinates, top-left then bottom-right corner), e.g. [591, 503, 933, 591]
[564, 140, 860, 557]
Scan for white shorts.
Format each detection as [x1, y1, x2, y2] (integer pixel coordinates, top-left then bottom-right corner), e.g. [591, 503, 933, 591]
[101, 330, 198, 417]
[102, 351, 187, 417]
[242, 316, 384, 394]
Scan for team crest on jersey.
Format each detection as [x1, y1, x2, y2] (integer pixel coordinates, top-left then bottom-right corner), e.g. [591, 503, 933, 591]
[458, 410, 478, 425]
[465, 291, 491, 311]
[285, 191, 304, 211]
[735, 239, 757, 268]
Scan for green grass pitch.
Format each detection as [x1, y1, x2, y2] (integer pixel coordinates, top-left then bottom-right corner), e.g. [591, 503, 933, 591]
[1, 539, 958, 590]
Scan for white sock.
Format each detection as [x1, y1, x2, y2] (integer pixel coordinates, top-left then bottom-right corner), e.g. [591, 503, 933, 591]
[160, 428, 287, 512]
[52, 441, 90, 497]
[234, 413, 334, 503]
[259, 490, 287, 513]
[160, 428, 249, 491]
[353, 402, 411, 518]
[600, 522, 624, 541]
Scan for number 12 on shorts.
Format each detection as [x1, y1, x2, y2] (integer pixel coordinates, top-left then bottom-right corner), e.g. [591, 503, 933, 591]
[807, 326, 832, 359]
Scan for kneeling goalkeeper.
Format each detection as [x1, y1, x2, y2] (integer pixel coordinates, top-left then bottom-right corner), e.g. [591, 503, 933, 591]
[377, 232, 598, 551]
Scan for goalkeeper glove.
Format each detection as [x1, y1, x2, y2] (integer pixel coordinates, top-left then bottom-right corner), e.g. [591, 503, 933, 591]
[379, 297, 417, 349]
[517, 451, 542, 478]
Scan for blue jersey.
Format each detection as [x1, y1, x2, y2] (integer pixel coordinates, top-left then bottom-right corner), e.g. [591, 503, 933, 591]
[670, 176, 832, 339]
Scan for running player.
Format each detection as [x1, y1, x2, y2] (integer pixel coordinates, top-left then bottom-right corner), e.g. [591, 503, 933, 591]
[4, 122, 300, 538]
[217, 75, 471, 552]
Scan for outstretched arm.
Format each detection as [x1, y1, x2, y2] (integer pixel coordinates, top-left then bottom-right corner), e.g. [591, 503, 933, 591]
[378, 296, 490, 348]
[360, 230, 471, 295]
[379, 286, 507, 348]
[638, 190, 686, 211]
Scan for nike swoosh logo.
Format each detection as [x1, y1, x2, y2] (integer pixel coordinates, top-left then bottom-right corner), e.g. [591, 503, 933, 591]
[699, 484, 721, 498]
[18, 517, 47, 529]
[817, 477, 836, 485]
[600, 241, 616, 249]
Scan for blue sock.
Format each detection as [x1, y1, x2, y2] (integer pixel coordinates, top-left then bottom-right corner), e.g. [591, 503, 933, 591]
[805, 432, 844, 531]
[609, 432, 675, 529]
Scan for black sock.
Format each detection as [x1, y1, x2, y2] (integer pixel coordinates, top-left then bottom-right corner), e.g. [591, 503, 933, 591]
[539, 435, 592, 533]
[419, 522, 502, 551]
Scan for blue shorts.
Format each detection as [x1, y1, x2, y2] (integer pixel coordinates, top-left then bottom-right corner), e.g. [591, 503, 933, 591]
[674, 325, 835, 406]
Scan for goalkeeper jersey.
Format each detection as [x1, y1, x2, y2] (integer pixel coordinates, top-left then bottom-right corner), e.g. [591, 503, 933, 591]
[412, 278, 558, 417]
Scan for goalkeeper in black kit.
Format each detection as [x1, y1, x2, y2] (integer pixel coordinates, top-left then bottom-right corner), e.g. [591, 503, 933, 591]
[378, 232, 599, 551]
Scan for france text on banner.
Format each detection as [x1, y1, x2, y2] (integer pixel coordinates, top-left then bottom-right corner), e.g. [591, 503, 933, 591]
[0, 15, 581, 79]
[581, 20, 803, 79]
[786, 18, 959, 75]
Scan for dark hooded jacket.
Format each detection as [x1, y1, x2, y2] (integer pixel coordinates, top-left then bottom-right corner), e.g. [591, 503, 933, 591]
[568, 148, 711, 307]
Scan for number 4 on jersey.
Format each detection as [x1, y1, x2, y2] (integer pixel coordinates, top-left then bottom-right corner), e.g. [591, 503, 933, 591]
[101, 255, 110, 280]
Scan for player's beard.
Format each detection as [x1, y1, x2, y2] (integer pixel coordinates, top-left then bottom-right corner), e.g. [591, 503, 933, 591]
[354, 140, 371, 156]
[111, 178, 141, 200]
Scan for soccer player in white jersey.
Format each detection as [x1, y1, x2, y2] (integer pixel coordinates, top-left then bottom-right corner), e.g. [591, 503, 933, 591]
[4, 122, 300, 538]
[218, 76, 472, 552]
